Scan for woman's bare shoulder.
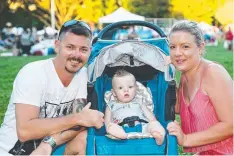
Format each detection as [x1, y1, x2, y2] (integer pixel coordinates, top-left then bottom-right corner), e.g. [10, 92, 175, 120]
[202, 60, 232, 86]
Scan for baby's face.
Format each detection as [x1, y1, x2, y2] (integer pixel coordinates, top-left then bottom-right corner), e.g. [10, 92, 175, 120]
[112, 75, 137, 103]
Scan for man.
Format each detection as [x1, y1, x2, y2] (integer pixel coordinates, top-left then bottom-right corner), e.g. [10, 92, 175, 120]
[0, 20, 104, 155]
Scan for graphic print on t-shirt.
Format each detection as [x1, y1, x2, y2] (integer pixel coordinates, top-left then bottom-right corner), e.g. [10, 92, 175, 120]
[40, 100, 74, 118]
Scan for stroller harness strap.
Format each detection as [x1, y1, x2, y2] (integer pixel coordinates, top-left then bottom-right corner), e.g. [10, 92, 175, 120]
[118, 116, 148, 127]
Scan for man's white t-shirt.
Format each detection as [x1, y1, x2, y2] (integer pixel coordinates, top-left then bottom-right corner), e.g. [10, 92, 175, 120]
[0, 58, 88, 155]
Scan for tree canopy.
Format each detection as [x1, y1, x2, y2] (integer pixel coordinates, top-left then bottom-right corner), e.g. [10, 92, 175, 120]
[170, 0, 227, 24]
[128, 0, 170, 18]
[3, 0, 231, 29]
[7, 0, 129, 29]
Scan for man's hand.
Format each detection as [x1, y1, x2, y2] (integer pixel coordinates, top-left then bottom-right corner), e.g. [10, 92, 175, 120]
[167, 120, 187, 146]
[30, 142, 52, 156]
[78, 103, 104, 129]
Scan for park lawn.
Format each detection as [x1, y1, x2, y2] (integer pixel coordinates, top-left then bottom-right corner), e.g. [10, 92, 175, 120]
[0, 56, 52, 123]
[0, 43, 232, 155]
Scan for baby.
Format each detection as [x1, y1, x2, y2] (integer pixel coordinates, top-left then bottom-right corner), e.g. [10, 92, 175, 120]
[105, 69, 165, 145]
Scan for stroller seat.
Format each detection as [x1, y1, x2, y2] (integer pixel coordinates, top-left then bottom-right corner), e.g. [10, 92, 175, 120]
[87, 20, 178, 155]
[87, 72, 175, 155]
[93, 135, 166, 155]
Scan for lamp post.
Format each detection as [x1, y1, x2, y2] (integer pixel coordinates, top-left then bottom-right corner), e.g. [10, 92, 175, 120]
[50, 0, 55, 29]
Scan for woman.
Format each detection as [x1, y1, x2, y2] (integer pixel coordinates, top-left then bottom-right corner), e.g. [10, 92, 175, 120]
[166, 20, 233, 155]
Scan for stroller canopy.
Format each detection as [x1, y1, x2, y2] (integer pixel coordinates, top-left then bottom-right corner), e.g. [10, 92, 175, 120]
[88, 41, 173, 82]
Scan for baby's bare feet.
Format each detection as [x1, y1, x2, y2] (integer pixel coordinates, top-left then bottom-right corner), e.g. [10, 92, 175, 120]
[151, 131, 164, 145]
[148, 121, 165, 145]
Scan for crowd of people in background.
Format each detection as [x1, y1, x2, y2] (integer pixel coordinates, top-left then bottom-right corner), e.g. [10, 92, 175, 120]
[0, 22, 57, 56]
[199, 22, 233, 49]
[0, 21, 233, 57]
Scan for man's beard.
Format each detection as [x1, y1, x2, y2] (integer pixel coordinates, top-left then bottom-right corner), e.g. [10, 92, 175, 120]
[65, 57, 83, 73]
[65, 66, 77, 73]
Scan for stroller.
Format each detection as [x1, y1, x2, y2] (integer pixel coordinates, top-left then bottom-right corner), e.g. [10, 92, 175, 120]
[86, 21, 178, 155]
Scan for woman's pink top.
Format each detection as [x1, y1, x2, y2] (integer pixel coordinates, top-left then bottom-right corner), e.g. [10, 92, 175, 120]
[179, 64, 233, 155]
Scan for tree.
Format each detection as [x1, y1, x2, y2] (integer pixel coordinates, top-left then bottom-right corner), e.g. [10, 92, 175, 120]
[0, 0, 44, 28]
[7, 0, 51, 26]
[170, 0, 227, 24]
[7, 0, 130, 29]
[128, 0, 170, 18]
[0, 0, 8, 15]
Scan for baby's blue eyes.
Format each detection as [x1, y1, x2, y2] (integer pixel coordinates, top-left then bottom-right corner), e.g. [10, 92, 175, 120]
[118, 86, 133, 89]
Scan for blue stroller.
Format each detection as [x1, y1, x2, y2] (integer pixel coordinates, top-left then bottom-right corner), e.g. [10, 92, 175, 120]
[86, 21, 178, 155]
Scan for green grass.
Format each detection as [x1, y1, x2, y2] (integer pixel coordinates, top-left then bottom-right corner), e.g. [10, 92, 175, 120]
[0, 56, 52, 123]
[204, 44, 233, 78]
[0, 43, 232, 155]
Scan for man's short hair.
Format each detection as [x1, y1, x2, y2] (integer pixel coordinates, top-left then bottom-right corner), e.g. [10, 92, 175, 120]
[58, 20, 92, 40]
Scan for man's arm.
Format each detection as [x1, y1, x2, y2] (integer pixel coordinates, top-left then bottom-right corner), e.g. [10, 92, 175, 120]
[73, 98, 87, 113]
[30, 127, 86, 155]
[16, 103, 104, 142]
[16, 104, 81, 142]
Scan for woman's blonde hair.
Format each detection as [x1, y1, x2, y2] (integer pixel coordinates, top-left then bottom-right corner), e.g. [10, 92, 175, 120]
[169, 20, 204, 47]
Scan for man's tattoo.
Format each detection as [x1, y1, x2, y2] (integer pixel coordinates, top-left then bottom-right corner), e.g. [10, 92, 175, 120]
[73, 98, 87, 113]
[61, 98, 87, 132]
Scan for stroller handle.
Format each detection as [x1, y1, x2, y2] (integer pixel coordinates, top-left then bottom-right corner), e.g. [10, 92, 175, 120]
[97, 20, 167, 39]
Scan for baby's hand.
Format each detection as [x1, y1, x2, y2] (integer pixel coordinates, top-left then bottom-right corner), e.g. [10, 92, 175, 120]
[106, 123, 127, 139]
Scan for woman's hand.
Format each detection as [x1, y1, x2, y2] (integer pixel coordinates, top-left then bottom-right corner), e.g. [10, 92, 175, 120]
[167, 120, 187, 146]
